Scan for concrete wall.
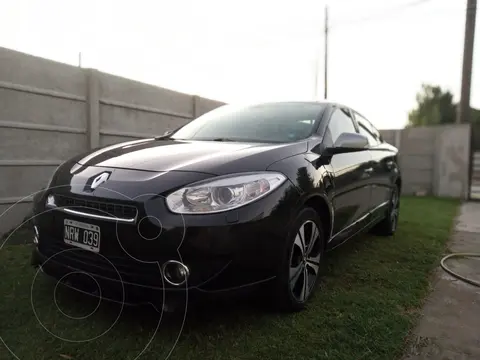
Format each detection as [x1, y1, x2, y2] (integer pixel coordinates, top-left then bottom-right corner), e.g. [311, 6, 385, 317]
[379, 124, 471, 199]
[0, 47, 225, 237]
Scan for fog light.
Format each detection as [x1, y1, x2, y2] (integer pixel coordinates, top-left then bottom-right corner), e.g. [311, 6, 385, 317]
[162, 260, 190, 286]
[33, 226, 39, 244]
[175, 266, 188, 280]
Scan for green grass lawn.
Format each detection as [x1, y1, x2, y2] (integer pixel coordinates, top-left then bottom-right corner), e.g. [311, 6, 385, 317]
[0, 197, 459, 360]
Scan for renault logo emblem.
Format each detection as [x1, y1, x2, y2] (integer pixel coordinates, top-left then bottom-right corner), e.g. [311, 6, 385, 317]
[90, 172, 110, 190]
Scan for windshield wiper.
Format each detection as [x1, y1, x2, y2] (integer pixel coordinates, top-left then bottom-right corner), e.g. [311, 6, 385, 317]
[154, 134, 172, 140]
[211, 138, 236, 142]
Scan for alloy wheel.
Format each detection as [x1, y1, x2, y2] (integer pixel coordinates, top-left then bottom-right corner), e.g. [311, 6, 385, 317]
[289, 220, 322, 302]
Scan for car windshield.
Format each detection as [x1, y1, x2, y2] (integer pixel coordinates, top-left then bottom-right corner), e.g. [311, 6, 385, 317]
[170, 102, 326, 143]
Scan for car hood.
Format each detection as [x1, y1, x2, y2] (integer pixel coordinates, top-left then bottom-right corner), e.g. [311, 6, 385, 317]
[73, 138, 308, 175]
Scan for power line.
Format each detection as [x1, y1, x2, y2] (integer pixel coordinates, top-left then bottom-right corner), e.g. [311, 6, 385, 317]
[332, 7, 475, 21]
[330, 0, 433, 28]
[313, 0, 467, 101]
[333, 0, 433, 27]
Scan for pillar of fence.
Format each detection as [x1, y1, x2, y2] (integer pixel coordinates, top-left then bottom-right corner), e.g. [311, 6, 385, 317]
[86, 69, 100, 149]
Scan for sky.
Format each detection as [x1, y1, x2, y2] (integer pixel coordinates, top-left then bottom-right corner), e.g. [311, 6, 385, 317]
[0, 0, 477, 129]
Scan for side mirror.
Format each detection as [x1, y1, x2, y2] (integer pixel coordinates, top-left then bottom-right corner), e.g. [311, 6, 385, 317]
[325, 132, 369, 155]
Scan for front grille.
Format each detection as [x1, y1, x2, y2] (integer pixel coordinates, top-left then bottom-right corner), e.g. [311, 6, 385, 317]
[55, 195, 138, 220]
[40, 240, 162, 287]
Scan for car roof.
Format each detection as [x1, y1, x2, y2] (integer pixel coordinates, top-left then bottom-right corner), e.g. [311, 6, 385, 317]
[234, 100, 350, 109]
[224, 101, 377, 131]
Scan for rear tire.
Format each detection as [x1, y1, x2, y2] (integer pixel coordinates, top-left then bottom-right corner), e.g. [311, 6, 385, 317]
[270, 207, 325, 312]
[372, 185, 400, 236]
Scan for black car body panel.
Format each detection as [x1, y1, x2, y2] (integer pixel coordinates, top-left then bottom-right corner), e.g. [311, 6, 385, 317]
[31, 101, 401, 307]
[33, 164, 300, 287]
[71, 138, 308, 175]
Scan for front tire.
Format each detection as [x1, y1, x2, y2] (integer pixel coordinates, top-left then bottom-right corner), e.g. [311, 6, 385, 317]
[372, 185, 400, 236]
[271, 207, 325, 312]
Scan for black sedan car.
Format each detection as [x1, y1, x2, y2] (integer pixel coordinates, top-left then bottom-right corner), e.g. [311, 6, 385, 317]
[31, 101, 401, 312]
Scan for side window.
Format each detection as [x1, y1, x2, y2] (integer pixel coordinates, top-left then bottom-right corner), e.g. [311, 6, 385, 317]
[366, 119, 382, 142]
[355, 112, 380, 146]
[325, 108, 357, 144]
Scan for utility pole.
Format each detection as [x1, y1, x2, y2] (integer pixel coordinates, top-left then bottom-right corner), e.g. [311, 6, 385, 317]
[324, 5, 329, 100]
[457, 0, 477, 124]
[78, 52, 82, 68]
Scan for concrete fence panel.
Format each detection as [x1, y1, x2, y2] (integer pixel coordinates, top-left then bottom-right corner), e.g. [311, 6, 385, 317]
[434, 124, 471, 199]
[194, 96, 226, 117]
[1, 165, 59, 200]
[380, 125, 471, 197]
[379, 129, 396, 146]
[99, 105, 187, 136]
[0, 47, 86, 96]
[0, 128, 88, 161]
[0, 89, 87, 129]
[98, 72, 194, 118]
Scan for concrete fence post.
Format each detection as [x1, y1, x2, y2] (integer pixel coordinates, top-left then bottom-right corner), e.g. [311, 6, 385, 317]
[86, 69, 100, 149]
[395, 130, 402, 150]
[432, 128, 442, 197]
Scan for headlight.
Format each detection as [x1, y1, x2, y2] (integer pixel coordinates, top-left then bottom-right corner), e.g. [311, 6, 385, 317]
[165, 172, 287, 214]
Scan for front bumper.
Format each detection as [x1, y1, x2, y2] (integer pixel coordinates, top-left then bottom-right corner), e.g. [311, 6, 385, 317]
[31, 178, 300, 304]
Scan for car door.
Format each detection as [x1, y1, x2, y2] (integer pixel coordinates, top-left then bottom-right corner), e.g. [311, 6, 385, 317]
[322, 106, 373, 245]
[353, 112, 390, 221]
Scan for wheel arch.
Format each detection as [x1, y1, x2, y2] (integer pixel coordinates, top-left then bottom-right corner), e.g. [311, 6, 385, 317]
[301, 193, 333, 243]
[395, 176, 402, 194]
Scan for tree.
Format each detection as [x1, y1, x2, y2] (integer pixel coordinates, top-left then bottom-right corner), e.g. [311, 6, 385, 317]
[473, 108, 480, 123]
[408, 84, 480, 127]
[407, 84, 456, 127]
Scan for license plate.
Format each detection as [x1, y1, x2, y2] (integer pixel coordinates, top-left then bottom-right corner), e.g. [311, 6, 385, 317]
[64, 219, 100, 253]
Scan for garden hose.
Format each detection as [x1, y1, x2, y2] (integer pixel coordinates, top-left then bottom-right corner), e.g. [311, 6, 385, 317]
[440, 253, 480, 288]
